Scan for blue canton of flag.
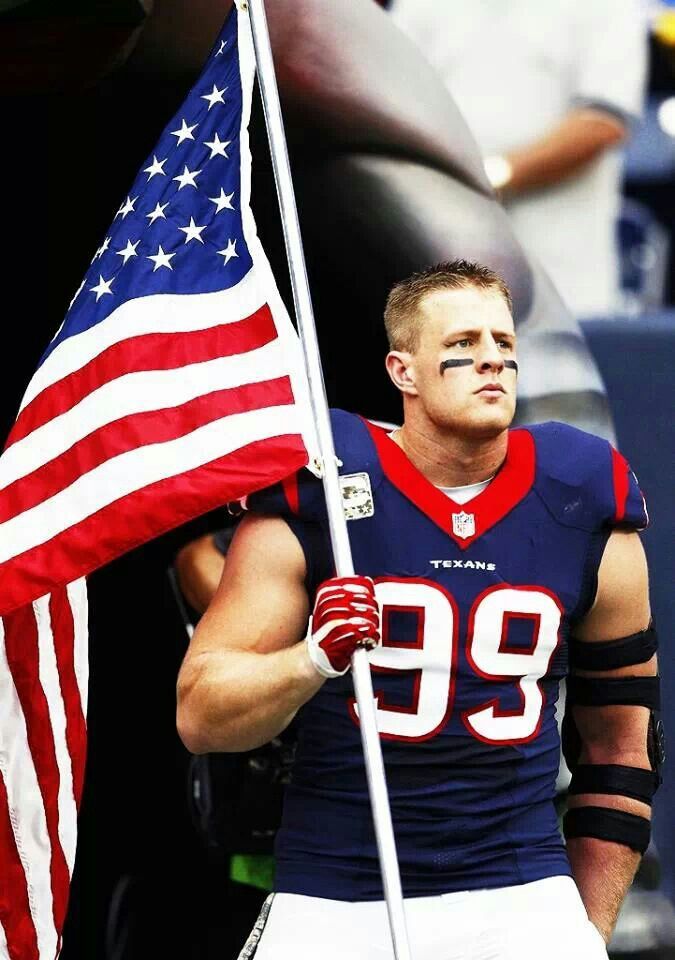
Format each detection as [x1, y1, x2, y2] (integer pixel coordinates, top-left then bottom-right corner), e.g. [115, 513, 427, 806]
[54, 10, 250, 352]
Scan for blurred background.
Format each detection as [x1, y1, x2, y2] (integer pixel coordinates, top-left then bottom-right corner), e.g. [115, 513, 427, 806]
[1, 0, 674, 957]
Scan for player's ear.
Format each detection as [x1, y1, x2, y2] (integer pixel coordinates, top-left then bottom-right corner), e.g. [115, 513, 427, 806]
[385, 351, 418, 397]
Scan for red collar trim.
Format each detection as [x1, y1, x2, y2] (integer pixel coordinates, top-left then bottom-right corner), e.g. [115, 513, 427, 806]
[364, 420, 536, 550]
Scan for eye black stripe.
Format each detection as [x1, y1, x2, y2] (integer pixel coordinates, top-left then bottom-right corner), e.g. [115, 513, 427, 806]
[439, 358, 519, 374]
[440, 359, 473, 373]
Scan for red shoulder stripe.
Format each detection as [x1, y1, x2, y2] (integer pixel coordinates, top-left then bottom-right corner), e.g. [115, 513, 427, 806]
[611, 447, 630, 523]
[281, 471, 300, 515]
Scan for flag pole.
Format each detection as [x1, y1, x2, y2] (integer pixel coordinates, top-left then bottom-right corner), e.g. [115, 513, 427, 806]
[244, 2, 412, 957]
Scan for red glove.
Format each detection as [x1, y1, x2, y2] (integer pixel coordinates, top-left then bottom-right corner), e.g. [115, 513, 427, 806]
[306, 575, 380, 678]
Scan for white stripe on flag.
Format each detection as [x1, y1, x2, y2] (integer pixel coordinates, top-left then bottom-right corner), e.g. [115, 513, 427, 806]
[0, 619, 57, 960]
[33, 596, 79, 876]
[67, 580, 89, 717]
[1, 336, 289, 489]
[0, 403, 303, 561]
[19, 266, 269, 412]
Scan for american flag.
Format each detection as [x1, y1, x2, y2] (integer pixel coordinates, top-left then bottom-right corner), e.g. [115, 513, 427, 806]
[0, 6, 316, 957]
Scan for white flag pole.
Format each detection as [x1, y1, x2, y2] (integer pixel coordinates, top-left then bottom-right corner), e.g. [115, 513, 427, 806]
[244, 2, 412, 957]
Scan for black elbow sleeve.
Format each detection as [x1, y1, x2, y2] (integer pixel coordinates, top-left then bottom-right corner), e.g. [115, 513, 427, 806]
[561, 625, 664, 854]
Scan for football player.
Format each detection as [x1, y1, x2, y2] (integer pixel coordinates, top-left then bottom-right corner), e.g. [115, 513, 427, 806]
[176, 260, 661, 959]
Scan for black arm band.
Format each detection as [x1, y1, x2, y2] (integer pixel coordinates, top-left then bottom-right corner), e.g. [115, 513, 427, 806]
[566, 675, 660, 709]
[568, 764, 658, 805]
[563, 806, 650, 854]
[568, 624, 657, 671]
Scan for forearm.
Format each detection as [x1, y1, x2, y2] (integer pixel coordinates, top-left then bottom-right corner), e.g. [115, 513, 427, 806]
[567, 834, 641, 942]
[565, 722, 652, 939]
[177, 641, 324, 753]
[494, 108, 625, 196]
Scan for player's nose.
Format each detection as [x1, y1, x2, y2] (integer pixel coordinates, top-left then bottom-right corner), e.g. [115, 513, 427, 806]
[476, 334, 504, 373]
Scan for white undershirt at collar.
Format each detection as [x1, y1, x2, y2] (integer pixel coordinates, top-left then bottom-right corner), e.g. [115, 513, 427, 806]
[437, 476, 493, 505]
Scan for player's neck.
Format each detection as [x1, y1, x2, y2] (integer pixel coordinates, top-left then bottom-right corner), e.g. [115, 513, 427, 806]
[392, 421, 508, 488]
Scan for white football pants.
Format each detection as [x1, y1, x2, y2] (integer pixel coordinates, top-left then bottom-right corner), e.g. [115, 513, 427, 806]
[239, 875, 608, 960]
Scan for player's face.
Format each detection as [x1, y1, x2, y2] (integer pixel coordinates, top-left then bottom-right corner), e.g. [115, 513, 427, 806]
[408, 287, 517, 437]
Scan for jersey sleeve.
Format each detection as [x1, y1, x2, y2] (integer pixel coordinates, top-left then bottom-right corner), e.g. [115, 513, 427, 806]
[242, 409, 367, 524]
[244, 467, 327, 523]
[529, 422, 648, 532]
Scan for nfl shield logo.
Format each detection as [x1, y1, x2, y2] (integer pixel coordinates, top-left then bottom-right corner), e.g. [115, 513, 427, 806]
[452, 511, 475, 539]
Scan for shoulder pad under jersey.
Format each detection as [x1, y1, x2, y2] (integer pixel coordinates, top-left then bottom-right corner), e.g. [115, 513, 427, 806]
[244, 409, 382, 522]
[527, 422, 648, 532]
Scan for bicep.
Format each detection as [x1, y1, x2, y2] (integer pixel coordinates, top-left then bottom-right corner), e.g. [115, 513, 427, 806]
[187, 513, 310, 661]
[576, 529, 650, 644]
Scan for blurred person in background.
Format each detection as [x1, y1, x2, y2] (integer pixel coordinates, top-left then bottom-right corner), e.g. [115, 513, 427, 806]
[390, 0, 648, 317]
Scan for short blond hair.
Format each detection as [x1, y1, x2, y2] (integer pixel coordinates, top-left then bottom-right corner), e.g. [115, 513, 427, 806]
[384, 259, 513, 352]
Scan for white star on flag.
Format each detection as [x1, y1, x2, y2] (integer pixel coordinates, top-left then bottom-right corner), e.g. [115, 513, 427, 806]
[204, 132, 232, 159]
[209, 188, 235, 212]
[173, 166, 202, 190]
[90, 274, 114, 301]
[94, 236, 112, 260]
[201, 84, 227, 110]
[116, 239, 140, 264]
[216, 39, 227, 55]
[117, 196, 138, 219]
[147, 245, 175, 271]
[170, 119, 198, 145]
[178, 218, 207, 244]
[143, 155, 167, 180]
[217, 238, 238, 264]
[146, 201, 170, 224]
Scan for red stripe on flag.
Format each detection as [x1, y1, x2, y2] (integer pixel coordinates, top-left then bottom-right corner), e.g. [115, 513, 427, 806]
[0, 376, 295, 525]
[6, 306, 277, 448]
[3, 607, 71, 944]
[0, 771, 39, 960]
[49, 591, 87, 812]
[611, 447, 630, 522]
[0, 433, 308, 615]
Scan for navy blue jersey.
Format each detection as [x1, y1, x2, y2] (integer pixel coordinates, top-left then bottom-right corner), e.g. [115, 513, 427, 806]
[248, 411, 648, 900]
